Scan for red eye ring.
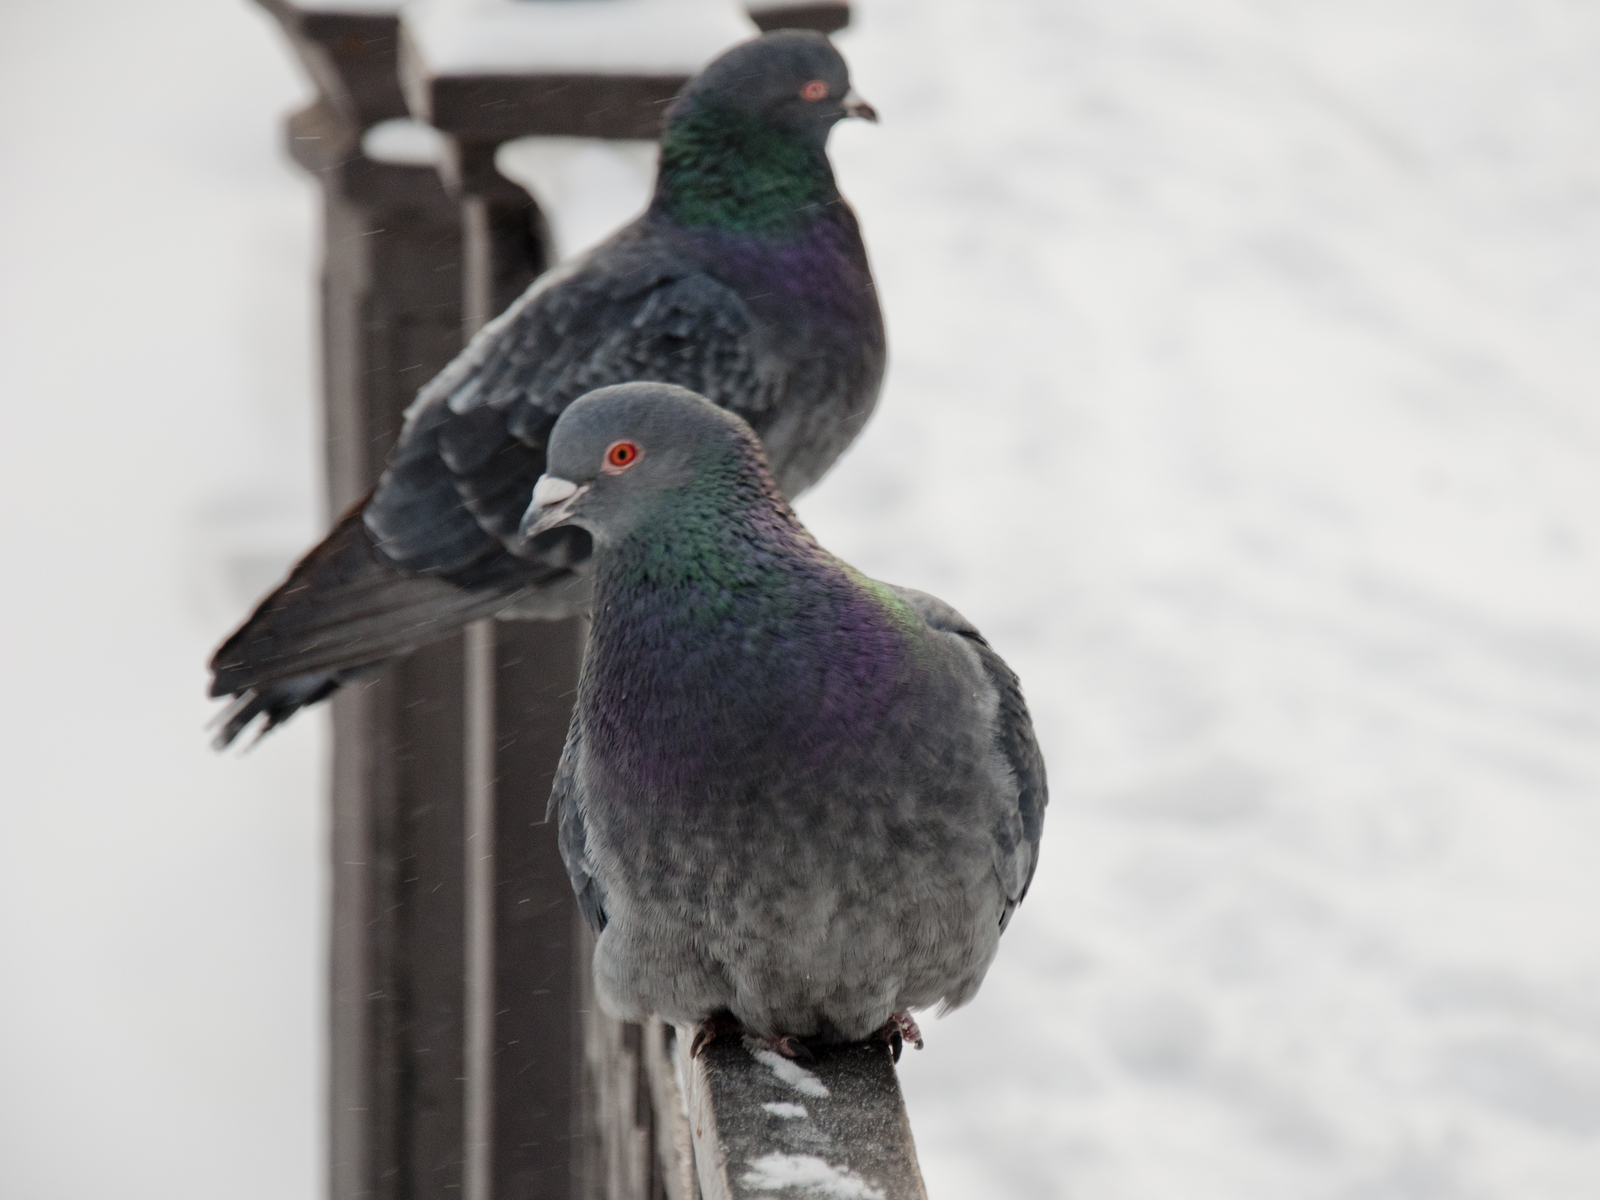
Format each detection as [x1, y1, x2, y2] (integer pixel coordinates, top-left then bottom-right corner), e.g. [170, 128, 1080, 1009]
[603, 440, 640, 473]
[800, 79, 829, 102]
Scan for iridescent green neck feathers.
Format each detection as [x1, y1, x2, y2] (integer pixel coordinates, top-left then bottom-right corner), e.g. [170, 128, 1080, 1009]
[655, 101, 837, 236]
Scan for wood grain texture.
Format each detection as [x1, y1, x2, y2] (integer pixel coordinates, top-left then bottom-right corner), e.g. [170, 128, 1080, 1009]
[643, 1021, 701, 1200]
[681, 1036, 927, 1200]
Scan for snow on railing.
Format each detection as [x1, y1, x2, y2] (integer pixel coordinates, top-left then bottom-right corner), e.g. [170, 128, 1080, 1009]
[652, 1021, 929, 1200]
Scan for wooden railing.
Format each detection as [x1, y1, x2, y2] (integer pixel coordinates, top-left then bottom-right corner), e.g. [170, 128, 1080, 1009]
[671, 1025, 927, 1200]
[250, 4, 926, 1198]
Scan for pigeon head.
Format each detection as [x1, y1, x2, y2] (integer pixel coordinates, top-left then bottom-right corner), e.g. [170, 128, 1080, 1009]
[655, 32, 875, 235]
[672, 30, 876, 142]
[520, 383, 772, 548]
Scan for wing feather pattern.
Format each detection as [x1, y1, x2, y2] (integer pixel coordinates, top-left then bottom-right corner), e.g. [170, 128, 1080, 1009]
[548, 715, 609, 935]
[366, 233, 780, 576]
[211, 224, 782, 747]
[890, 586, 1048, 931]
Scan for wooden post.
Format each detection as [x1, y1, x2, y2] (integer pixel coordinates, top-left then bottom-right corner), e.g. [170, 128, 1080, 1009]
[404, 30, 662, 1200]
[251, 5, 478, 1199]
[397, 6, 763, 1194]
[643, 1022, 701, 1200]
[253, 4, 864, 1198]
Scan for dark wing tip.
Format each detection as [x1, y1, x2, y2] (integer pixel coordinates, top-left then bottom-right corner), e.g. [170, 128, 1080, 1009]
[208, 674, 343, 751]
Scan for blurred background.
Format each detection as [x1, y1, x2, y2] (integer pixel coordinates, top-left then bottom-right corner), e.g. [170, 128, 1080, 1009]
[3, 1, 1599, 1196]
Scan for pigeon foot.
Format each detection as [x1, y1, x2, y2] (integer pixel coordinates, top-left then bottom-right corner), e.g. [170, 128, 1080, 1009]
[689, 1011, 742, 1059]
[754, 1034, 815, 1062]
[875, 1012, 925, 1063]
[689, 1014, 816, 1062]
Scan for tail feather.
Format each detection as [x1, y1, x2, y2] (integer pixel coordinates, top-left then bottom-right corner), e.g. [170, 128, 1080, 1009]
[207, 500, 537, 746]
[210, 671, 350, 750]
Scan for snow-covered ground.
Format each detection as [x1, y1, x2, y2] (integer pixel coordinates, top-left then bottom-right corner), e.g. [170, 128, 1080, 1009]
[3, 1, 1598, 1197]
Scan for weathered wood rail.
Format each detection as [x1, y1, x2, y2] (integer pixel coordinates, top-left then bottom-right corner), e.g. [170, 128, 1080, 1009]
[668, 1026, 927, 1200]
[250, 3, 925, 1198]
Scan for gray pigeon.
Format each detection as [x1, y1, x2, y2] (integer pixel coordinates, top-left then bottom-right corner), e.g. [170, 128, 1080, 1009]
[209, 30, 884, 746]
[524, 382, 1046, 1054]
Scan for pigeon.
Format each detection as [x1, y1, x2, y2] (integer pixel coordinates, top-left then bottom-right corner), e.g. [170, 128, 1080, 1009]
[209, 30, 885, 747]
[525, 382, 1047, 1054]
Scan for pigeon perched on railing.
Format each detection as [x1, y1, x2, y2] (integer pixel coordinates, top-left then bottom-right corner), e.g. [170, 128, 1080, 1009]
[525, 383, 1047, 1056]
[209, 30, 884, 746]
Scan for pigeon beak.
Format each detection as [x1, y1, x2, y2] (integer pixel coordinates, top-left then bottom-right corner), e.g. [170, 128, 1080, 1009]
[842, 88, 878, 122]
[521, 474, 591, 540]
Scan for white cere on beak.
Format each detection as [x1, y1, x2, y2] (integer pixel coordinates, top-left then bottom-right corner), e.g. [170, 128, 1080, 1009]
[842, 88, 879, 122]
[531, 475, 578, 508]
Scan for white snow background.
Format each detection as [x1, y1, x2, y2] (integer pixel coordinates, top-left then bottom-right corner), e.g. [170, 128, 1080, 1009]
[2, 1, 1599, 1197]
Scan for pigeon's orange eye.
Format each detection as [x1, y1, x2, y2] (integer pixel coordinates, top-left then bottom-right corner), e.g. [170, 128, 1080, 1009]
[800, 80, 829, 102]
[603, 440, 640, 473]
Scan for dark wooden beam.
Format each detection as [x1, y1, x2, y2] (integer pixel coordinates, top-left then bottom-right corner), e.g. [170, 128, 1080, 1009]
[255, 1, 410, 127]
[406, 69, 691, 144]
[255, 7, 475, 1198]
[397, 3, 854, 147]
[747, 2, 852, 35]
[444, 99, 627, 1200]
[466, 616, 591, 1200]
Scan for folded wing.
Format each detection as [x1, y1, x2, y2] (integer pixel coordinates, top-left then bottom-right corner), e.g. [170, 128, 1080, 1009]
[890, 585, 1049, 931]
[210, 228, 781, 747]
